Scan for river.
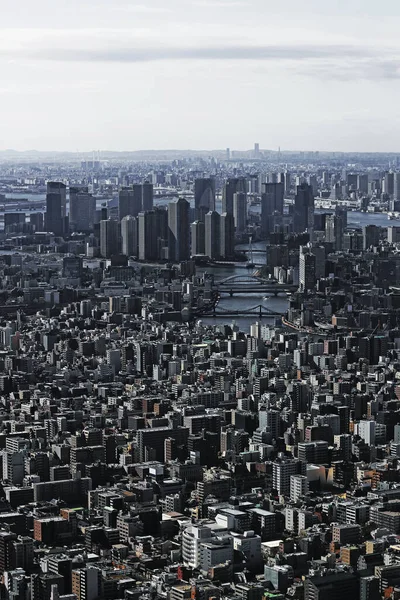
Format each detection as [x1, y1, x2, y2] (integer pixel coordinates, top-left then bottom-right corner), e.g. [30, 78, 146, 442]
[4, 194, 399, 332]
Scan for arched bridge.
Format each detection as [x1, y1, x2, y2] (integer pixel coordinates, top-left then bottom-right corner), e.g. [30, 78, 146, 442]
[212, 274, 297, 296]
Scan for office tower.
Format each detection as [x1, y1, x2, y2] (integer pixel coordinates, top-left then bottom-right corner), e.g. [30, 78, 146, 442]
[220, 212, 235, 259]
[312, 245, 325, 279]
[100, 219, 119, 258]
[30, 212, 44, 232]
[222, 177, 247, 215]
[4, 213, 25, 233]
[284, 171, 291, 195]
[194, 178, 215, 221]
[138, 211, 157, 261]
[118, 186, 142, 219]
[363, 224, 380, 250]
[358, 174, 369, 194]
[393, 172, 400, 201]
[388, 226, 400, 244]
[121, 216, 138, 257]
[308, 175, 318, 197]
[325, 213, 345, 250]
[205, 210, 220, 260]
[168, 197, 190, 262]
[45, 182, 67, 236]
[261, 182, 284, 237]
[294, 183, 314, 234]
[233, 192, 247, 232]
[299, 246, 316, 292]
[142, 182, 154, 212]
[254, 142, 260, 157]
[384, 172, 394, 197]
[191, 221, 205, 255]
[69, 186, 96, 232]
[138, 208, 168, 262]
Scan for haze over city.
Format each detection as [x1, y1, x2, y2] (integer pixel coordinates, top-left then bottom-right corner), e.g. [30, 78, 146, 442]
[2, 0, 400, 152]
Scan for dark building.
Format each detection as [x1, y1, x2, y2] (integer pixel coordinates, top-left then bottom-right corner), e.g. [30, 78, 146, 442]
[195, 178, 215, 221]
[261, 182, 284, 237]
[45, 181, 67, 236]
[168, 198, 190, 262]
[293, 183, 314, 234]
[222, 178, 246, 215]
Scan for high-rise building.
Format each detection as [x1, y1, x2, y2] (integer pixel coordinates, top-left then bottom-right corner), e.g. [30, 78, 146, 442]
[363, 225, 380, 250]
[121, 216, 137, 257]
[233, 192, 247, 232]
[138, 208, 168, 262]
[290, 474, 308, 502]
[299, 246, 316, 291]
[118, 186, 142, 220]
[138, 211, 157, 261]
[142, 182, 154, 212]
[205, 211, 220, 260]
[294, 183, 314, 234]
[168, 198, 190, 262]
[100, 219, 119, 258]
[191, 221, 205, 255]
[194, 178, 215, 221]
[393, 172, 400, 201]
[273, 457, 305, 496]
[72, 566, 101, 600]
[325, 213, 345, 250]
[261, 182, 284, 237]
[69, 186, 96, 232]
[223, 178, 247, 215]
[45, 182, 67, 236]
[220, 212, 235, 259]
[355, 420, 376, 446]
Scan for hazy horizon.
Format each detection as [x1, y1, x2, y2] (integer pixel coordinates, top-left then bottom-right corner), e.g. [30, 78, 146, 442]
[2, 0, 400, 153]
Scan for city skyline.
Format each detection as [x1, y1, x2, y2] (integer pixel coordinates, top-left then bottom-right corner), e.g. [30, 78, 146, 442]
[2, 0, 400, 152]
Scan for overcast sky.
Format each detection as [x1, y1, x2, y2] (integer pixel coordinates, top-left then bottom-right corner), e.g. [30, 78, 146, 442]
[1, 0, 400, 152]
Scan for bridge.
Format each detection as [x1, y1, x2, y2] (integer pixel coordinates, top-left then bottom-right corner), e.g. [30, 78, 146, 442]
[197, 304, 284, 318]
[212, 274, 297, 296]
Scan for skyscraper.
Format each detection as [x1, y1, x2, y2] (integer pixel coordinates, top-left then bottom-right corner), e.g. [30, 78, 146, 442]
[168, 198, 190, 262]
[299, 246, 316, 292]
[69, 187, 96, 232]
[325, 213, 345, 251]
[293, 183, 314, 234]
[191, 221, 205, 255]
[142, 182, 154, 212]
[220, 212, 235, 259]
[363, 224, 380, 250]
[118, 186, 142, 220]
[45, 182, 67, 236]
[205, 211, 220, 260]
[138, 211, 157, 261]
[100, 219, 119, 258]
[233, 192, 247, 232]
[121, 216, 138, 257]
[194, 178, 215, 221]
[261, 182, 284, 237]
[222, 178, 247, 215]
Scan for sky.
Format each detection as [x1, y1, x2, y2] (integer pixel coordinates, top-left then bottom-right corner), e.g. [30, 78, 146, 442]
[1, 0, 400, 152]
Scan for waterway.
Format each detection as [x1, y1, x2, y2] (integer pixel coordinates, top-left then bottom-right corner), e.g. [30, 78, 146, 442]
[4, 194, 399, 331]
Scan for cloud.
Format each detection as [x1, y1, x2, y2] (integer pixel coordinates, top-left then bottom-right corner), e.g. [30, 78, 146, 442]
[1, 28, 400, 81]
[2, 43, 380, 62]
